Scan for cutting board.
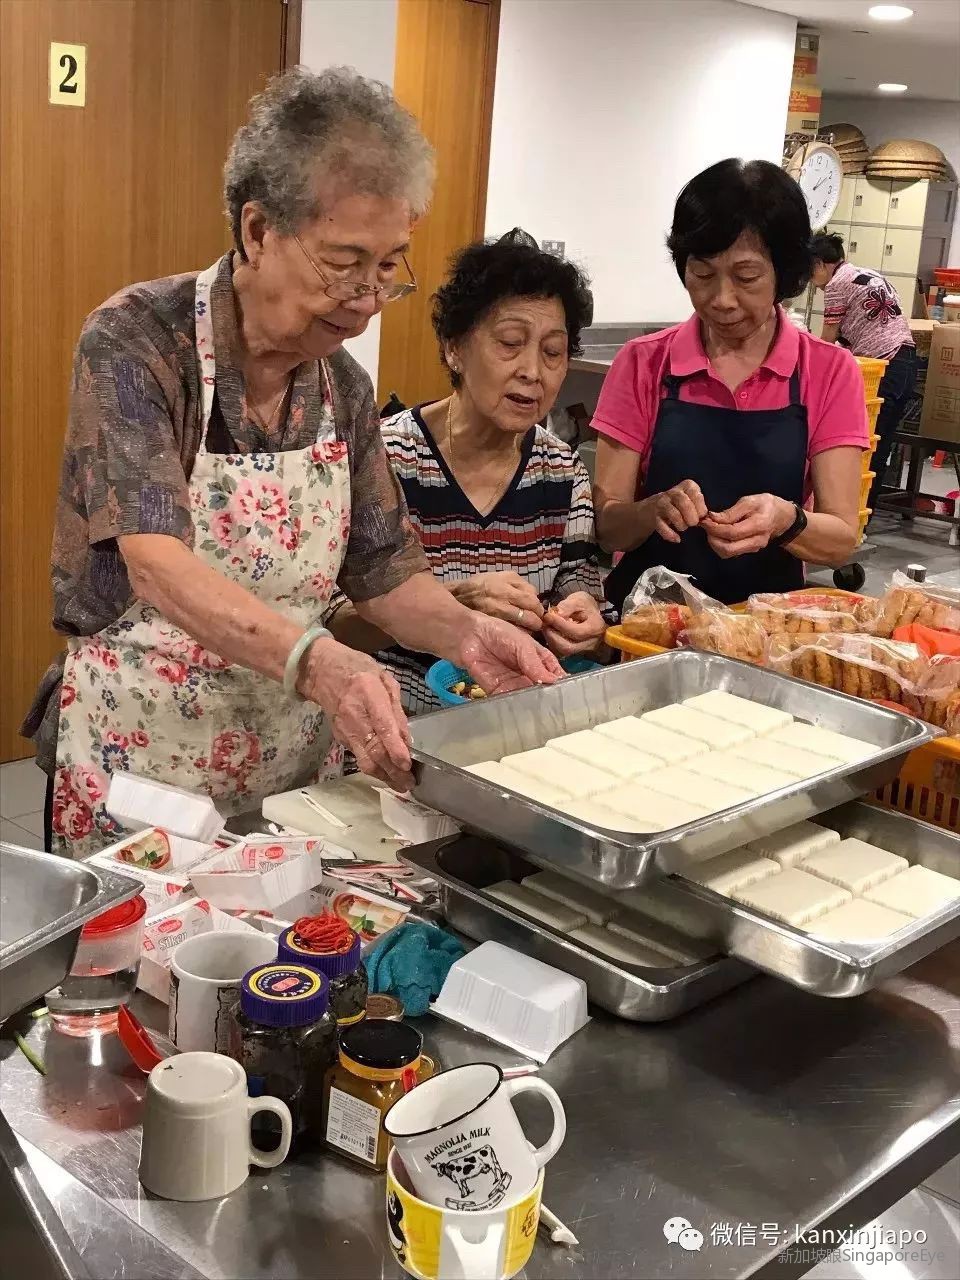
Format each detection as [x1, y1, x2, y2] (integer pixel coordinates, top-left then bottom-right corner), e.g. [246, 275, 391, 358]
[262, 776, 404, 863]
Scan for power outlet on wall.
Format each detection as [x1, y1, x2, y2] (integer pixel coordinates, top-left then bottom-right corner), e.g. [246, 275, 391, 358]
[541, 239, 565, 258]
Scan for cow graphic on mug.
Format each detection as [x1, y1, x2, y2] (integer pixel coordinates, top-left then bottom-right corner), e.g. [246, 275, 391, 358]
[432, 1141, 512, 1211]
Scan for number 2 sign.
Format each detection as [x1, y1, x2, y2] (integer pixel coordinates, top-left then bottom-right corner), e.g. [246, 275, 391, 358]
[49, 42, 86, 107]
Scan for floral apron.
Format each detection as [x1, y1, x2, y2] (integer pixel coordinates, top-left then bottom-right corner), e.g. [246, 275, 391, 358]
[53, 261, 350, 858]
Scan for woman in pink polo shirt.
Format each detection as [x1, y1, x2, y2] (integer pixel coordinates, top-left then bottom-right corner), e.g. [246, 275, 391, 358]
[595, 159, 868, 609]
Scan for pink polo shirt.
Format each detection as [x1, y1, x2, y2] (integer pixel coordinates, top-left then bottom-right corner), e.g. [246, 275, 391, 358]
[592, 308, 869, 503]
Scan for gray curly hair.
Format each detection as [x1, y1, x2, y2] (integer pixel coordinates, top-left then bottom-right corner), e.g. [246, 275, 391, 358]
[224, 66, 435, 257]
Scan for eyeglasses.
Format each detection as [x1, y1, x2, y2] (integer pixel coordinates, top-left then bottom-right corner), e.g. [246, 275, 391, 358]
[294, 235, 417, 303]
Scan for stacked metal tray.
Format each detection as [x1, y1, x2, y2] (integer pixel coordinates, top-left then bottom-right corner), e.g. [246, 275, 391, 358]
[411, 651, 936, 890]
[402, 835, 753, 1021]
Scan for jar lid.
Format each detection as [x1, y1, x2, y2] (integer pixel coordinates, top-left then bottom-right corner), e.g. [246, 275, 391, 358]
[339, 1019, 422, 1070]
[278, 920, 362, 981]
[240, 963, 330, 1027]
[365, 993, 404, 1021]
[81, 894, 147, 938]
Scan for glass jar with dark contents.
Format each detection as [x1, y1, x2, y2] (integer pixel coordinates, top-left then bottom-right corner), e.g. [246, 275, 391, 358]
[278, 913, 368, 1027]
[234, 962, 338, 1151]
[322, 1020, 435, 1171]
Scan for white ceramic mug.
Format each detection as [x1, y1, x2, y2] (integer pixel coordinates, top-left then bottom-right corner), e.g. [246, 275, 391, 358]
[169, 931, 277, 1052]
[384, 1063, 565, 1212]
[138, 1051, 292, 1201]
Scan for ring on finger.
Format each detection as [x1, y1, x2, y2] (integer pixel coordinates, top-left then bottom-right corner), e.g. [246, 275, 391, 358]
[516, 608, 524, 623]
[363, 731, 377, 746]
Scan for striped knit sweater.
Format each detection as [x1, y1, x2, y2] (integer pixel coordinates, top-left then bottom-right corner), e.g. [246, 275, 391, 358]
[330, 405, 609, 715]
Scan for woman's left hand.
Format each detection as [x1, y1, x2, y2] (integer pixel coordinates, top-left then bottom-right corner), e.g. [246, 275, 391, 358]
[458, 614, 564, 694]
[542, 592, 607, 657]
[701, 494, 796, 559]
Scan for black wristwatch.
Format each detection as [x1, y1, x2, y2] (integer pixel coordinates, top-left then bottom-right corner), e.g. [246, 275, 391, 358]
[770, 502, 808, 548]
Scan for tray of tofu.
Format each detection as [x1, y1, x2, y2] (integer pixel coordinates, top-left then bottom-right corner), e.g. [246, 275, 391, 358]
[658, 801, 960, 996]
[410, 651, 936, 891]
[401, 835, 753, 1021]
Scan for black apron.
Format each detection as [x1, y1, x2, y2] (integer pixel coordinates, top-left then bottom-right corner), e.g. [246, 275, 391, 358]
[605, 368, 808, 610]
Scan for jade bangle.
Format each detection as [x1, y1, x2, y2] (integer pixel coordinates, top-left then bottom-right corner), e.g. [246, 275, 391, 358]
[283, 624, 332, 700]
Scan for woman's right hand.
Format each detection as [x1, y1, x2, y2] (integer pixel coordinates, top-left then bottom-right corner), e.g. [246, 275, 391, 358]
[651, 480, 708, 543]
[298, 638, 413, 791]
[452, 572, 545, 632]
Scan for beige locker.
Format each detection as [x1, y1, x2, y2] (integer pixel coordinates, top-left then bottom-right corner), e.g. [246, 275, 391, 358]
[827, 220, 851, 248]
[884, 273, 919, 316]
[834, 178, 856, 224]
[846, 224, 887, 271]
[851, 176, 892, 225]
[882, 227, 924, 276]
[887, 181, 928, 229]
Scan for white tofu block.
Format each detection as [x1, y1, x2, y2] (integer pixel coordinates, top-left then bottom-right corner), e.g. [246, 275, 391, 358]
[486, 882, 587, 931]
[732, 738, 832, 780]
[683, 691, 793, 735]
[802, 838, 907, 893]
[865, 865, 960, 918]
[606, 914, 692, 962]
[685, 752, 797, 796]
[545, 729, 663, 780]
[747, 821, 841, 866]
[594, 717, 708, 763]
[642, 704, 756, 748]
[733, 868, 851, 926]
[769, 723, 877, 764]
[559, 797, 636, 830]
[465, 761, 567, 807]
[805, 899, 912, 942]
[500, 747, 612, 797]
[569, 924, 675, 968]
[521, 870, 617, 925]
[643, 766, 753, 815]
[602, 784, 711, 831]
[686, 849, 781, 896]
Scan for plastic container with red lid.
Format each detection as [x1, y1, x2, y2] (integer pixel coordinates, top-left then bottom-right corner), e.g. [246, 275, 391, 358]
[46, 893, 147, 1036]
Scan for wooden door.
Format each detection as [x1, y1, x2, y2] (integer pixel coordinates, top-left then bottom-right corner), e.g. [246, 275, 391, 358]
[377, 0, 500, 408]
[0, 0, 291, 761]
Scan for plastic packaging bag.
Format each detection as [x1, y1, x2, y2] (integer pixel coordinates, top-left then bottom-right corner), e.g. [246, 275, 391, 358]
[904, 655, 960, 733]
[767, 633, 925, 702]
[861, 572, 960, 638]
[620, 566, 725, 649]
[746, 590, 863, 636]
[678, 613, 769, 665]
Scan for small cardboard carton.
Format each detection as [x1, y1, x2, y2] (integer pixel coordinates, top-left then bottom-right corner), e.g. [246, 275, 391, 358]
[245, 876, 409, 950]
[188, 837, 325, 911]
[918, 322, 960, 444]
[138, 899, 260, 1003]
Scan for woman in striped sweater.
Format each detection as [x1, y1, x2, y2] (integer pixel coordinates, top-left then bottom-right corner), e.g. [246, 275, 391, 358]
[327, 230, 609, 714]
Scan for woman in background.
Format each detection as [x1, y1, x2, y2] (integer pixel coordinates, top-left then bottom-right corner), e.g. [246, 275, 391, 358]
[594, 159, 868, 609]
[328, 230, 608, 713]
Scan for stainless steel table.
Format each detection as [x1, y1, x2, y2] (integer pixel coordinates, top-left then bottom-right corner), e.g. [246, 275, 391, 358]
[2, 941, 959, 1280]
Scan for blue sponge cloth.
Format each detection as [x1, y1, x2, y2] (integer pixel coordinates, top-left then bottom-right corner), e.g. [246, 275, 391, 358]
[363, 922, 465, 1017]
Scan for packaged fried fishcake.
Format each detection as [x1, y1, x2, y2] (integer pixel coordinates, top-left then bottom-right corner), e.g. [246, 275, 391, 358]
[619, 603, 693, 648]
[869, 572, 960, 638]
[767, 633, 924, 703]
[746, 590, 862, 636]
[621, 566, 723, 649]
[679, 613, 768, 665]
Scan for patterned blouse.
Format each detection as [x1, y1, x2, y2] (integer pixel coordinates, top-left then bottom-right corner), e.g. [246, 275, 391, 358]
[823, 261, 915, 360]
[25, 253, 426, 773]
[328, 406, 610, 715]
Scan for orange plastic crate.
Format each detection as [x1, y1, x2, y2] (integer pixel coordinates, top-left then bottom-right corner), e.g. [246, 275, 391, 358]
[856, 358, 887, 399]
[865, 397, 883, 431]
[874, 737, 960, 833]
[604, 626, 666, 661]
[860, 471, 876, 506]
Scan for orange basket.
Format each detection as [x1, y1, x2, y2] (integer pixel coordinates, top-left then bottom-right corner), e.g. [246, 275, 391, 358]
[604, 626, 667, 661]
[865, 397, 883, 431]
[859, 471, 876, 507]
[874, 736, 960, 832]
[856, 358, 887, 399]
[856, 506, 871, 540]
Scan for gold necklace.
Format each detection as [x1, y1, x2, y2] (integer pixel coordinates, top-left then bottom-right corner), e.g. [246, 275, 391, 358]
[247, 377, 292, 435]
[445, 398, 521, 514]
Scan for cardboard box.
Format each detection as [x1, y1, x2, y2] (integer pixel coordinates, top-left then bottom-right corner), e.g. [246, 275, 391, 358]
[793, 31, 819, 83]
[786, 83, 822, 139]
[138, 899, 261, 1003]
[918, 323, 960, 444]
[188, 836, 326, 911]
[88, 825, 214, 874]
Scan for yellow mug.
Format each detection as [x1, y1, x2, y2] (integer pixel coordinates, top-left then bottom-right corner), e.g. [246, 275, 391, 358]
[385, 1149, 542, 1280]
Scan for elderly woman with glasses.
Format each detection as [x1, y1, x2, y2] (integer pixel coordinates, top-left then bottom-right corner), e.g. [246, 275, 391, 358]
[25, 69, 559, 858]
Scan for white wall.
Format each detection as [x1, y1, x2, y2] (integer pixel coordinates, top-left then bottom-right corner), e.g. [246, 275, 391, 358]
[821, 94, 960, 256]
[485, 0, 797, 324]
[299, 0, 398, 383]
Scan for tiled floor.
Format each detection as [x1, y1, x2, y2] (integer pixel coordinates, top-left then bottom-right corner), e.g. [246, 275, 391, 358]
[0, 755, 47, 849]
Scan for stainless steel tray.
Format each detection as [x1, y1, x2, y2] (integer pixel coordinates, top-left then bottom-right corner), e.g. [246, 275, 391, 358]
[0, 842, 140, 1022]
[401, 836, 753, 1021]
[411, 651, 936, 890]
[654, 802, 960, 997]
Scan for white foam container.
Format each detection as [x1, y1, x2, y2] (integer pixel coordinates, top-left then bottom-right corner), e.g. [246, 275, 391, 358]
[188, 837, 325, 911]
[431, 941, 589, 1063]
[378, 790, 461, 845]
[107, 774, 224, 844]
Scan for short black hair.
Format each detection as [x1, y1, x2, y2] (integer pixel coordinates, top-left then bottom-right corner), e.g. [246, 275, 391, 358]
[432, 229, 593, 387]
[667, 158, 813, 303]
[810, 232, 846, 265]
